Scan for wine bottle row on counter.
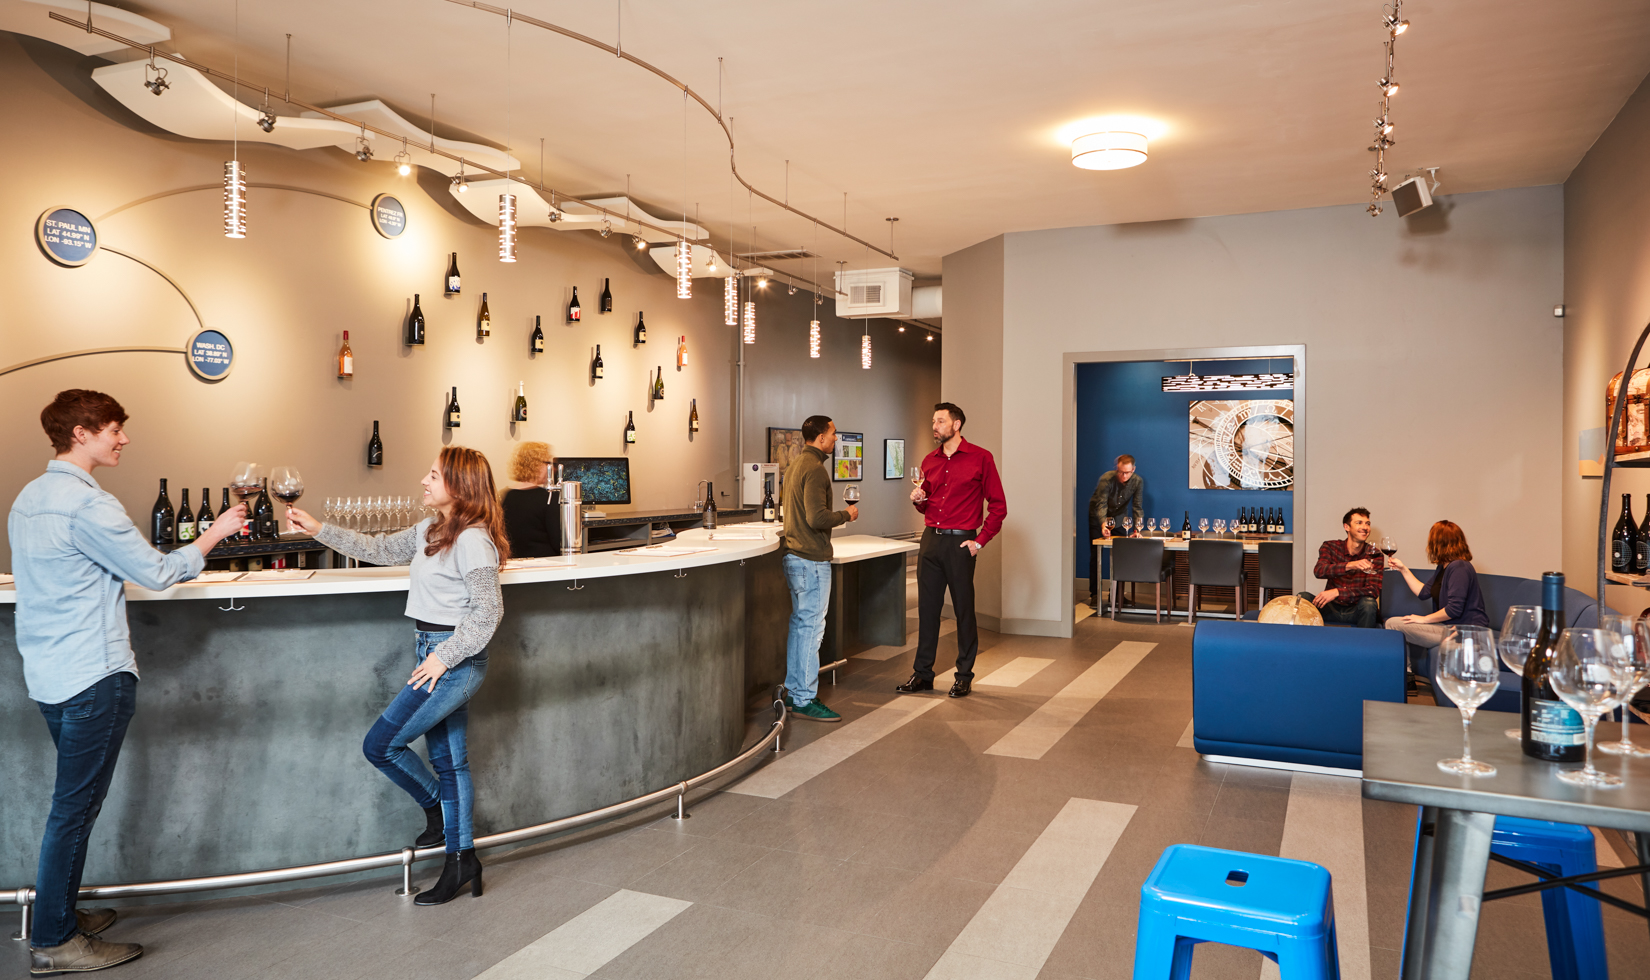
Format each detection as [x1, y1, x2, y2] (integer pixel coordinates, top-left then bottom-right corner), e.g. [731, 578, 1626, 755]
[150, 480, 277, 546]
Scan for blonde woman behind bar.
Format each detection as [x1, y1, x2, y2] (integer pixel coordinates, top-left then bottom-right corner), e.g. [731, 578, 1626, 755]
[500, 441, 561, 558]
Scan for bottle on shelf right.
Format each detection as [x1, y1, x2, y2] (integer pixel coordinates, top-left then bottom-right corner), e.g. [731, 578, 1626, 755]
[1612, 492, 1636, 574]
[1637, 493, 1650, 575]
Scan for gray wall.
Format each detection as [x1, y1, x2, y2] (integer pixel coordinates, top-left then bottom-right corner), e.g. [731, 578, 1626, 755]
[1563, 68, 1650, 608]
[944, 187, 1566, 635]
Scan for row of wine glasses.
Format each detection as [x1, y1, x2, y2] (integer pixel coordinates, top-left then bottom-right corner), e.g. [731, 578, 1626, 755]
[322, 496, 426, 533]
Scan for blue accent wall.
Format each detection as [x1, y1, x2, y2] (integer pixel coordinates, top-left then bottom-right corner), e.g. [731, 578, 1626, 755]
[1075, 359, 1294, 579]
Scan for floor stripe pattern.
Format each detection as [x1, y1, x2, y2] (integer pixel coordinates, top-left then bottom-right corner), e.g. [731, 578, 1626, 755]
[984, 641, 1156, 759]
[728, 695, 948, 799]
[472, 889, 692, 979]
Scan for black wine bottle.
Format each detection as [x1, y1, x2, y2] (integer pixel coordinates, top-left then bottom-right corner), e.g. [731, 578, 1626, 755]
[176, 488, 196, 542]
[445, 387, 462, 428]
[703, 480, 718, 529]
[257, 479, 278, 539]
[762, 483, 776, 523]
[221, 488, 234, 538]
[513, 382, 527, 422]
[445, 252, 461, 295]
[600, 277, 613, 313]
[531, 315, 545, 354]
[634, 312, 647, 346]
[568, 287, 581, 323]
[592, 345, 605, 381]
[1613, 493, 1636, 574]
[367, 420, 384, 466]
[1181, 511, 1191, 539]
[1522, 572, 1585, 762]
[1637, 494, 1650, 575]
[690, 398, 700, 433]
[478, 292, 490, 337]
[197, 489, 215, 536]
[407, 294, 426, 346]
[624, 410, 636, 444]
[150, 478, 175, 546]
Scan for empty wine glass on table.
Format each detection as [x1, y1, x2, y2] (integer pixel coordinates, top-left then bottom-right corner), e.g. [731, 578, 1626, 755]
[1435, 626, 1501, 776]
[1121, 516, 1133, 537]
[1213, 519, 1226, 537]
[1147, 518, 1158, 535]
[1597, 614, 1650, 757]
[270, 467, 304, 535]
[1498, 605, 1541, 740]
[1198, 518, 1210, 537]
[1549, 628, 1631, 787]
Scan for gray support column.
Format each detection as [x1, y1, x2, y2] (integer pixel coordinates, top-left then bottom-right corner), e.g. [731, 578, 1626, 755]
[1417, 808, 1495, 980]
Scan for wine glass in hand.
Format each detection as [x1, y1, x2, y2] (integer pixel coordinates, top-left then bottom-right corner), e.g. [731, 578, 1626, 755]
[1597, 614, 1650, 757]
[1498, 605, 1540, 739]
[1550, 628, 1630, 786]
[271, 467, 304, 535]
[908, 466, 926, 503]
[1435, 626, 1501, 776]
[229, 461, 263, 509]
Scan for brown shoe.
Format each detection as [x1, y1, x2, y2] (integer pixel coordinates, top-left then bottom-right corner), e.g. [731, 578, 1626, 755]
[75, 909, 117, 936]
[29, 933, 142, 975]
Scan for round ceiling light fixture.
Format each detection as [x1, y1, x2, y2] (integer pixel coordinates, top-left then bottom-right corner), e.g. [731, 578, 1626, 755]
[1071, 130, 1149, 170]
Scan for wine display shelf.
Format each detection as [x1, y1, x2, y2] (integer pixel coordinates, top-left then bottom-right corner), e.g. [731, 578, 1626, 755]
[159, 535, 322, 558]
[1611, 451, 1650, 468]
[1604, 570, 1650, 589]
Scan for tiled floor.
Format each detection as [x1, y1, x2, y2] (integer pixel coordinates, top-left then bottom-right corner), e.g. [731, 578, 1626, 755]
[5, 590, 1649, 979]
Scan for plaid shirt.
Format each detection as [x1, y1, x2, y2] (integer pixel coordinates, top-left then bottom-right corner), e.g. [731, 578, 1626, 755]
[1313, 538, 1385, 603]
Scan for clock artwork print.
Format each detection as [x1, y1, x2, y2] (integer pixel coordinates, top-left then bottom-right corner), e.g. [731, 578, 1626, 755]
[1187, 399, 1294, 490]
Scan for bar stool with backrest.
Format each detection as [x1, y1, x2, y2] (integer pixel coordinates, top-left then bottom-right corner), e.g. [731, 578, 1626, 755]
[1258, 541, 1293, 604]
[1188, 539, 1247, 624]
[1111, 537, 1175, 623]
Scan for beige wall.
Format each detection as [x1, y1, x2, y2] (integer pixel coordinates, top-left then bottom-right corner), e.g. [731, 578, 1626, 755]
[0, 35, 935, 563]
[1563, 68, 1650, 609]
[946, 187, 1565, 636]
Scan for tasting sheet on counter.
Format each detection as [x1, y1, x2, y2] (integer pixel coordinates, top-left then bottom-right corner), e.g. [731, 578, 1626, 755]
[613, 544, 719, 558]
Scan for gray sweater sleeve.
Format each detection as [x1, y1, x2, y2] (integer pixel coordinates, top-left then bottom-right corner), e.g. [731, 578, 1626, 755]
[314, 523, 420, 566]
[430, 566, 503, 667]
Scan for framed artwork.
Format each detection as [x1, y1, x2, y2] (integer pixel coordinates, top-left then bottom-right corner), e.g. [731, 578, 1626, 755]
[834, 431, 864, 481]
[884, 439, 906, 479]
[1188, 399, 1294, 490]
[768, 427, 806, 473]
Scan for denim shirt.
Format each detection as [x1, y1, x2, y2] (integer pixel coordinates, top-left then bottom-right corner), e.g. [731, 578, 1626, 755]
[9, 461, 204, 704]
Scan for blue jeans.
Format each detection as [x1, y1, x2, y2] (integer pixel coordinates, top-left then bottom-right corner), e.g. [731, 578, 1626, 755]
[33, 672, 137, 948]
[783, 554, 832, 708]
[361, 631, 488, 852]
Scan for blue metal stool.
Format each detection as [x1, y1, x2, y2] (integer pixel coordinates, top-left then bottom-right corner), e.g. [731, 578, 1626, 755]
[1134, 844, 1340, 979]
[1402, 812, 1607, 980]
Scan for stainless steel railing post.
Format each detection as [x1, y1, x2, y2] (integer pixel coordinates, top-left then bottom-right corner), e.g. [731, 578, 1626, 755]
[10, 888, 31, 943]
[393, 847, 419, 898]
[668, 782, 690, 820]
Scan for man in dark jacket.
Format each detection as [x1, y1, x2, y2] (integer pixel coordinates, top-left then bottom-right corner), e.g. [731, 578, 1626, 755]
[780, 415, 858, 721]
[1087, 455, 1144, 605]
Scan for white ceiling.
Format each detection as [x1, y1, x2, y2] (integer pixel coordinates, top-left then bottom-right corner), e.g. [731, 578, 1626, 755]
[16, 0, 1650, 277]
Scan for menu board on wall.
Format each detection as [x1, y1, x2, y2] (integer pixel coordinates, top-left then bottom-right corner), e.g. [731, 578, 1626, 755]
[833, 431, 864, 482]
[36, 207, 97, 267]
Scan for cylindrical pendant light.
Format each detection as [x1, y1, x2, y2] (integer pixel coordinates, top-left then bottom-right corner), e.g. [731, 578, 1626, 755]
[743, 300, 756, 345]
[725, 272, 739, 326]
[809, 320, 821, 358]
[861, 330, 872, 369]
[498, 193, 518, 262]
[676, 239, 692, 298]
[223, 160, 247, 239]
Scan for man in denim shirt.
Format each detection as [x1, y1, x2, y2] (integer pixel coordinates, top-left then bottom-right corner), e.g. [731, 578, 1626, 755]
[11, 390, 245, 975]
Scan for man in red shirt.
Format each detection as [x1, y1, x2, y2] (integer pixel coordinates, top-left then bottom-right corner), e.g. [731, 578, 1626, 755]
[898, 402, 1008, 698]
[1301, 507, 1385, 627]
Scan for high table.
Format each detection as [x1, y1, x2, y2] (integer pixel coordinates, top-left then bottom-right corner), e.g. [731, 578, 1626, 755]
[1361, 701, 1650, 978]
[1092, 534, 1293, 618]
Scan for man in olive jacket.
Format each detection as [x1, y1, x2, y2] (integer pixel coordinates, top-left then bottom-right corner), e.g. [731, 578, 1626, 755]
[780, 415, 859, 721]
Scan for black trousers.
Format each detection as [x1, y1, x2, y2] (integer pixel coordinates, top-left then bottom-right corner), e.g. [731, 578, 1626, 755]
[914, 527, 979, 681]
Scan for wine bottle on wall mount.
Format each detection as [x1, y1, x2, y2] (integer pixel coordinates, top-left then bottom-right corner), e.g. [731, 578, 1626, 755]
[513, 382, 528, 422]
[445, 387, 462, 428]
[592, 345, 604, 381]
[624, 411, 636, 444]
[196, 489, 215, 535]
[407, 294, 426, 346]
[445, 252, 461, 295]
[1613, 493, 1636, 574]
[338, 331, 354, 378]
[634, 312, 647, 346]
[653, 366, 664, 400]
[677, 335, 687, 368]
[567, 287, 581, 323]
[150, 478, 175, 546]
[690, 398, 700, 433]
[1522, 572, 1585, 762]
[1637, 494, 1650, 575]
[176, 489, 197, 542]
[478, 292, 491, 338]
[531, 315, 544, 354]
[600, 277, 613, 313]
[367, 421, 384, 466]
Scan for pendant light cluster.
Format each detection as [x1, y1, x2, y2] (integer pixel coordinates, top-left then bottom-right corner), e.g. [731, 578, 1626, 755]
[860, 330, 872, 370]
[222, 0, 243, 239]
[724, 272, 739, 326]
[1365, 1, 1408, 216]
[498, 192, 518, 262]
[743, 297, 756, 344]
[809, 319, 821, 358]
[676, 240, 692, 298]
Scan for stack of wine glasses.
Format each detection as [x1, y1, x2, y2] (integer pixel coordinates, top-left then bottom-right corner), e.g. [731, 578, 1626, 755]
[321, 495, 420, 534]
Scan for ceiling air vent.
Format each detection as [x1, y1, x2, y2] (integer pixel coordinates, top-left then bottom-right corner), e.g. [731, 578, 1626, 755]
[835, 267, 913, 318]
[851, 283, 883, 306]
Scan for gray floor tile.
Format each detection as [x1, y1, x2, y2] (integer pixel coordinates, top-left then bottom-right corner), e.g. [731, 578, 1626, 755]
[857, 872, 997, 949]
[627, 838, 773, 903]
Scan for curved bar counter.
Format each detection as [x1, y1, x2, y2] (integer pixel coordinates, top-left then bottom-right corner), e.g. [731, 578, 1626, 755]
[0, 528, 783, 895]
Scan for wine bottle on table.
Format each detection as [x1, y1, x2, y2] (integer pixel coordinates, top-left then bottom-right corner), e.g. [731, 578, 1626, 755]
[600, 277, 613, 313]
[513, 382, 528, 422]
[1181, 511, 1191, 539]
[478, 292, 491, 338]
[445, 387, 462, 428]
[150, 479, 174, 546]
[531, 315, 545, 354]
[255, 479, 277, 540]
[1521, 572, 1585, 762]
[592, 345, 604, 381]
[176, 489, 196, 542]
[407, 294, 426, 345]
[196, 489, 215, 536]
[624, 411, 636, 444]
[690, 398, 700, 433]
[338, 331, 354, 378]
[567, 287, 581, 323]
[634, 312, 647, 346]
[1613, 493, 1636, 574]
[1637, 494, 1650, 575]
[762, 483, 776, 523]
[367, 421, 384, 466]
[445, 252, 461, 295]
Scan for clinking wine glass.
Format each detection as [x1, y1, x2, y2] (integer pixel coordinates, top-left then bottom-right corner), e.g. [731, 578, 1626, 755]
[1550, 628, 1629, 787]
[1597, 614, 1650, 757]
[270, 467, 304, 535]
[229, 461, 263, 513]
[1498, 605, 1540, 739]
[1435, 626, 1501, 776]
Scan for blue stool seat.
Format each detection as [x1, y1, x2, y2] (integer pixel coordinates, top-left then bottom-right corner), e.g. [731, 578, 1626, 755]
[1135, 844, 1340, 979]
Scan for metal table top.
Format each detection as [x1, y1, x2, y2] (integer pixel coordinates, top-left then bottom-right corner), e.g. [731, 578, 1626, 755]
[1362, 701, 1650, 832]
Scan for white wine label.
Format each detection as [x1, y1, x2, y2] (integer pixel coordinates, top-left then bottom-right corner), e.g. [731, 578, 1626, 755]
[177, 524, 196, 540]
[342, 355, 353, 373]
[1529, 698, 1586, 746]
[451, 413, 462, 425]
[448, 277, 460, 291]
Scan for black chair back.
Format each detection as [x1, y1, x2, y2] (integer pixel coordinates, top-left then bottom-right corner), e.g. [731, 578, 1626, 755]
[1188, 539, 1245, 585]
[1112, 537, 1168, 583]
[1258, 541, 1292, 592]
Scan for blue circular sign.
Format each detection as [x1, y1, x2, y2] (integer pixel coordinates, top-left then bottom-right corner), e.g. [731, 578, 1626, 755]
[36, 207, 97, 267]
[370, 194, 407, 238]
[185, 329, 234, 382]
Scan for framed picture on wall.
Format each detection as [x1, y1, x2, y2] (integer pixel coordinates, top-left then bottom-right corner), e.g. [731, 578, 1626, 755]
[834, 431, 864, 481]
[1188, 399, 1295, 490]
[769, 427, 806, 477]
[884, 439, 906, 479]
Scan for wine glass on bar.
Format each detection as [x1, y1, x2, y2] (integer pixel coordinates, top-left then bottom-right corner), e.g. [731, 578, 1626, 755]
[1550, 628, 1630, 787]
[1198, 518, 1210, 537]
[1213, 519, 1226, 537]
[1597, 614, 1650, 757]
[1498, 605, 1540, 740]
[1103, 517, 1115, 539]
[1121, 516, 1133, 537]
[271, 467, 304, 535]
[1434, 626, 1500, 776]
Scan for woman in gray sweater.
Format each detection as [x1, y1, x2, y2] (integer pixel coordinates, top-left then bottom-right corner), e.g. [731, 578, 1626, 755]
[287, 446, 508, 906]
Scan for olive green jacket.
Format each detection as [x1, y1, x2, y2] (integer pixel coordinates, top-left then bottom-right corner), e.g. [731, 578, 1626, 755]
[781, 445, 850, 562]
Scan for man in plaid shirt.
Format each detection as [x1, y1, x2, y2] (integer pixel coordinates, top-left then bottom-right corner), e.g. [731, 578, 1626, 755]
[1300, 507, 1383, 627]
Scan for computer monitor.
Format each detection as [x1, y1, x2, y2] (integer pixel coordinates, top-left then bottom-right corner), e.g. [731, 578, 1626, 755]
[556, 457, 632, 506]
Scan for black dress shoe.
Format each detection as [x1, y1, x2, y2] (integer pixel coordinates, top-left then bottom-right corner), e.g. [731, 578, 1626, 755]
[415, 804, 446, 849]
[949, 678, 972, 698]
[895, 673, 934, 694]
[415, 848, 483, 906]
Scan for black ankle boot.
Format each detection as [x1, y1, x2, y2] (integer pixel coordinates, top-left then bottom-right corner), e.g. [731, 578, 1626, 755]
[414, 848, 483, 906]
[415, 805, 445, 849]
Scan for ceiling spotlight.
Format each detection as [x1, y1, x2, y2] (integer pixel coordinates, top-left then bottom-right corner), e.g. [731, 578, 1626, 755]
[1384, 14, 1409, 36]
[757, 277, 768, 289]
[788, 284, 797, 295]
[144, 55, 169, 95]
[601, 216, 612, 238]
[633, 234, 648, 250]
[546, 206, 560, 220]
[453, 160, 469, 193]
[355, 135, 373, 162]
[1379, 77, 1400, 96]
[925, 333, 934, 341]
[257, 87, 275, 132]
[706, 253, 718, 272]
[898, 324, 906, 332]
[1071, 130, 1149, 170]
[394, 139, 412, 177]
[1375, 117, 1393, 135]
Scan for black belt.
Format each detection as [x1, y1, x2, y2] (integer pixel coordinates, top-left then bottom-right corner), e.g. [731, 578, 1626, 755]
[415, 620, 455, 632]
[929, 527, 977, 537]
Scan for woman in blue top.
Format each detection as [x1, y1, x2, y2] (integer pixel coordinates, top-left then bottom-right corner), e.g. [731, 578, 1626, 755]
[1384, 520, 1491, 652]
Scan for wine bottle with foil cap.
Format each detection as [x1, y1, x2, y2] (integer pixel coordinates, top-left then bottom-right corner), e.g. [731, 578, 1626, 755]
[624, 411, 636, 444]
[600, 277, 613, 313]
[567, 287, 581, 323]
[477, 292, 491, 338]
[445, 387, 462, 428]
[196, 489, 215, 536]
[592, 345, 604, 381]
[513, 382, 528, 422]
[406, 294, 426, 346]
[531, 315, 544, 354]
[1521, 572, 1585, 762]
[445, 252, 461, 295]
[337, 331, 354, 378]
[634, 312, 647, 346]
[367, 421, 383, 466]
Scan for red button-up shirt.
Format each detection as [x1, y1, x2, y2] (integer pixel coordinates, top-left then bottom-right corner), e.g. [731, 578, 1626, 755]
[1313, 538, 1386, 603]
[912, 438, 1008, 547]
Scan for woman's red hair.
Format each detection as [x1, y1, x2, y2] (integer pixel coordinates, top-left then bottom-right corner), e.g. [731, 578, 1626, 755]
[1426, 520, 1472, 565]
[425, 446, 511, 561]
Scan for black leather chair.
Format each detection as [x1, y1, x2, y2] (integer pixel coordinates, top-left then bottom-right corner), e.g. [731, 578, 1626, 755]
[1110, 538, 1175, 623]
[1258, 541, 1292, 603]
[1188, 539, 1247, 624]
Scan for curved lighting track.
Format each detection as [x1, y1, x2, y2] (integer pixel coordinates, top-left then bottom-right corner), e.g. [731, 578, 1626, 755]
[0, 346, 185, 380]
[441, 0, 899, 264]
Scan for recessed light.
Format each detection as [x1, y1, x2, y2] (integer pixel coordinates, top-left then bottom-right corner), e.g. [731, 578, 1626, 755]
[1071, 131, 1148, 170]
